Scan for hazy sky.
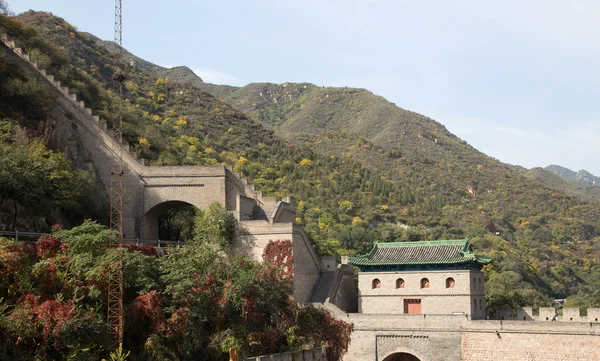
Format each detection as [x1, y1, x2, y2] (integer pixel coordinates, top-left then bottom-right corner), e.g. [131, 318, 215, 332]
[11, 0, 600, 174]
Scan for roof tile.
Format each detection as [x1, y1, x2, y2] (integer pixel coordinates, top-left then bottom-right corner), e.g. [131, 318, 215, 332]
[349, 239, 492, 266]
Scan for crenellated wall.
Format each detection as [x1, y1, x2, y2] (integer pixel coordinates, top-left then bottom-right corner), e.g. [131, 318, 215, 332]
[492, 307, 600, 322]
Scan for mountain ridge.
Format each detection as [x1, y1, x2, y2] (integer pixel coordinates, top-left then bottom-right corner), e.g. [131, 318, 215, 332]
[546, 164, 600, 186]
[84, 31, 205, 86]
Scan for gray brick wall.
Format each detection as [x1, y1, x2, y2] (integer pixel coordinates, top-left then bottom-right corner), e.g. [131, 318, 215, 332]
[339, 312, 600, 361]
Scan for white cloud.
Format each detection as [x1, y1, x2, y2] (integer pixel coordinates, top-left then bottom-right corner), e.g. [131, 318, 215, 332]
[190, 67, 242, 86]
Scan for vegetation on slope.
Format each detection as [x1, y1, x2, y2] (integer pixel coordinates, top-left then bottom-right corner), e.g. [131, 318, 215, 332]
[522, 167, 600, 203]
[2, 11, 600, 312]
[0, 206, 352, 360]
[0, 121, 93, 230]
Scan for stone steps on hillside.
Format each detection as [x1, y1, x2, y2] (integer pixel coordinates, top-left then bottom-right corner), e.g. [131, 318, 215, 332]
[310, 271, 335, 303]
[0, 33, 145, 169]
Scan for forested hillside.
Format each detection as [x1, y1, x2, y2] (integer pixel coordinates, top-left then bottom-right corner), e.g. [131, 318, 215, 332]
[2, 10, 600, 312]
[522, 167, 600, 203]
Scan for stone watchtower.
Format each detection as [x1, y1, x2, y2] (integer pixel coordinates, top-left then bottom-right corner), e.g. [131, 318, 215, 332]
[349, 239, 491, 319]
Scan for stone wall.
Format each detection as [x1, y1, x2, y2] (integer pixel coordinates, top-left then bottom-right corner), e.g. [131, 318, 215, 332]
[327, 264, 358, 313]
[492, 307, 600, 322]
[271, 200, 297, 223]
[358, 270, 485, 318]
[340, 312, 600, 361]
[236, 221, 321, 303]
[244, 347, 327, 361]
[462, 333, 600, 361]
[237, 194, 258, 221]
[292, 224, 321, 303]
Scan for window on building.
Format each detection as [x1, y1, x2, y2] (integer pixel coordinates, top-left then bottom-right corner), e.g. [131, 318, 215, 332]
[479, 298, 483, 310]
[473, 277, 477, 288]
[478, 278, 482, 287]
[420, 278, 429, 288]
[372, 279, 381, 289]
[396, 278, 405, 288]
[446, 277, 455, 288]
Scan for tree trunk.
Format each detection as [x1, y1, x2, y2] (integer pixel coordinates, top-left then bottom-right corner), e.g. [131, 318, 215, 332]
[11, 197, 17, 231]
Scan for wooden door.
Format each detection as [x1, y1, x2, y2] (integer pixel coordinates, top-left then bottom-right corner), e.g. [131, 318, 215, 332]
[404, 299, 422, 314]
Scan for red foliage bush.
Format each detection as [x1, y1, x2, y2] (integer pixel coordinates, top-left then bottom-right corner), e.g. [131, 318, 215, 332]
[295, 306, 353, 361]
[36, 234, 63, 259]
[10, 293, 94, 352]
[242, 293, 258, 321]
[166, 307, 190, 337]
[262, 239, 293, 280]
[22, 241, 38, 258]
[0, 238, 27, 274]
[130, 290, 165, 333]
[119, 244, 159, 257]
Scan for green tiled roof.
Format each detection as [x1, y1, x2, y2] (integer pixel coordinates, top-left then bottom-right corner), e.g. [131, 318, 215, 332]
[349, 239, 492, 267]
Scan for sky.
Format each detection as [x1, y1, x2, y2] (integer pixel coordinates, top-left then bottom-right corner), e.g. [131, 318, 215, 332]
[11, 0, 600, 175]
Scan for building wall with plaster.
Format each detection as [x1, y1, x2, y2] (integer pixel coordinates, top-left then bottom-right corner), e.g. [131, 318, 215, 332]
[358, 270, 485, 318]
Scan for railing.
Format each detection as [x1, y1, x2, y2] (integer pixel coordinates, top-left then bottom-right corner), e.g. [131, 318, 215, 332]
[0, 230, 186, 248]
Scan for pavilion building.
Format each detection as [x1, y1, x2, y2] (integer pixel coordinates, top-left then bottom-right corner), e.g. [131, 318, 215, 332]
[349, 239, 491, 319]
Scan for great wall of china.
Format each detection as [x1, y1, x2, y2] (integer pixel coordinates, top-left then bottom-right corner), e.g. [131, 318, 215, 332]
[2, 33, 599, 361]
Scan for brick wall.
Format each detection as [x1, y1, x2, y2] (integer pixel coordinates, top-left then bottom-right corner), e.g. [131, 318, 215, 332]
[340, 312, 600, 361]
[236, 194, 257, 221]
[462, 332, 600, 361]
[292, 225, 320, 303]
[328, 264, 358, 313]
[358, 270, 485, 317]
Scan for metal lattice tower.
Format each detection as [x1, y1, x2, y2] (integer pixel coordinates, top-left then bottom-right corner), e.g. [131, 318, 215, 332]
[107, 0, 125, 351]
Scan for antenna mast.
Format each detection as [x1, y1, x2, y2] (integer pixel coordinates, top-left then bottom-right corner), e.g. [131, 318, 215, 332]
[107, 0, 125, 351]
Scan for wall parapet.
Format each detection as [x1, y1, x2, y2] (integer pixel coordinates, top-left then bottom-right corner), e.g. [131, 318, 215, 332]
[244, 347, 327, 361]
[342, 312, 600, 335]
[490, 307, 600, 323]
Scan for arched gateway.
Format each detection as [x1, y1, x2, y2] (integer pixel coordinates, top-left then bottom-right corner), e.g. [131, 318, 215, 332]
[382, 352, 421, 361]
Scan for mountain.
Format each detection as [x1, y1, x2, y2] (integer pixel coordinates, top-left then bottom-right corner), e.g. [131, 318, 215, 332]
[3, 11, 600, 307]
[85, 32, 205, 87]
[541, 165, 600, 202]
[523, 167, 600, 203]
[546, 165, 600, 186]
[545, 165, 578, 180]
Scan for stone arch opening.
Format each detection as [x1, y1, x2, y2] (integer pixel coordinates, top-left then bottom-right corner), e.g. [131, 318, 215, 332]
[382, 352, 421, 361]
[143, 200, 198, 241]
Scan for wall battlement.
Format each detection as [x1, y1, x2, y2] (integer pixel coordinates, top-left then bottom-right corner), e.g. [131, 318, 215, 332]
[492, 307, 600, 322]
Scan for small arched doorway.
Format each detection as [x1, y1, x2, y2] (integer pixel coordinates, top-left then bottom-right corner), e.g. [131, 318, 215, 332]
[382, 352, 421, 361]
[142, 200, 198, 241]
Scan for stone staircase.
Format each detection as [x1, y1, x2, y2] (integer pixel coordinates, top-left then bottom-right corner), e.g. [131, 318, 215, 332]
[0, 33, 147, 171]
[310, 271, 336, 303]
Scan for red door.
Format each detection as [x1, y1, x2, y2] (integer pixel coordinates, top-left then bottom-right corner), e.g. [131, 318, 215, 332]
[404, 299, 422, 314]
